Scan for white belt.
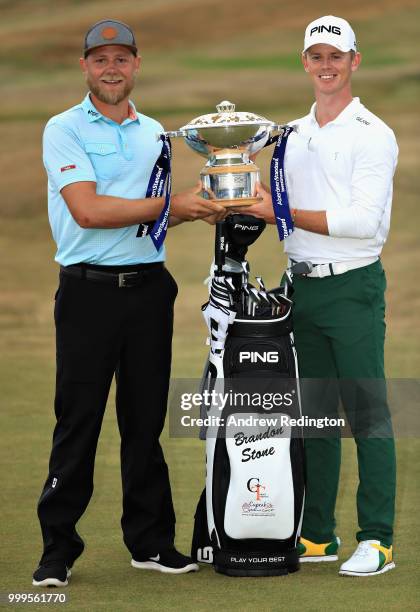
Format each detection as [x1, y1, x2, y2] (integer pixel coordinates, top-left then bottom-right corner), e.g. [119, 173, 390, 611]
[294, 256, 378, 279]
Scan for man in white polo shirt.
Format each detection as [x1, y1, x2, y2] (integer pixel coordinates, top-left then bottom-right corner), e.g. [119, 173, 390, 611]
[239, 16, 398, 576]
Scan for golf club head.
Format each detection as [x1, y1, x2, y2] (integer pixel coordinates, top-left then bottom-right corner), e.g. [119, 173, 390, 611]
[267, 289, 293, 316]
[255, 276, 267, 292]
[267, 293, 281, 306]
[206, 257, 246, 292]
[258, 290, 271, 304]
[247, 285, 262, 303]
[268, 287, 293, 304]
[290, 261, 314, 276]
[225, 214, 266, 262]
[282, 271, 294, 297]
[223, 257, 245, 274]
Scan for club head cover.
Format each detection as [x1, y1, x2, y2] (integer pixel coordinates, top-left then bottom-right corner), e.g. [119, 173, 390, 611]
[225, 214, 266, 262]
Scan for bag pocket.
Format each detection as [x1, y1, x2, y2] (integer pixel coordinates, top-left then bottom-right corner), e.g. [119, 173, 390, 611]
[85, 142, 120, 180]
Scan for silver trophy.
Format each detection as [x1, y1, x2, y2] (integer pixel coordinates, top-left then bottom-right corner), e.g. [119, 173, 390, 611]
[164, 101, 287, 207]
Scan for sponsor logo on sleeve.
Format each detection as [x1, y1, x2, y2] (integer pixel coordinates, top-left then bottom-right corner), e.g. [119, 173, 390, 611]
[60, 164, 76, 172]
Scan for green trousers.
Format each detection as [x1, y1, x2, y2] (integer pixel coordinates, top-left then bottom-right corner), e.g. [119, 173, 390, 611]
[292, 260, 396, 547]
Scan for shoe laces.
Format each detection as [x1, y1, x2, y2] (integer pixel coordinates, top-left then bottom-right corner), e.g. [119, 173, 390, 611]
[353, 541, 373, 558]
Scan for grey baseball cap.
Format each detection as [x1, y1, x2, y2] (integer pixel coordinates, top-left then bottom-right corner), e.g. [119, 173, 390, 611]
[84, 19, 137, 57]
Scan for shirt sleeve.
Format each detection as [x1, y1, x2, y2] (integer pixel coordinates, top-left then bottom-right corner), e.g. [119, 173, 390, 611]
[43, 122, 97, 192]
[326, 129, 398, 239]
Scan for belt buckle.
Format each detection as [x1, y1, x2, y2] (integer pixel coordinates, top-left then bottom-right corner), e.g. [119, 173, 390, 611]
[118, 272, 139, 288]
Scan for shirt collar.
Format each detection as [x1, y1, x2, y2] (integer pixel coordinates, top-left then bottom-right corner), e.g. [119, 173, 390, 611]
[81, 94, 140, 125]
[82, 94, 102, 122]
[309, 97, 362, 127]
[127, 101, 139, 122]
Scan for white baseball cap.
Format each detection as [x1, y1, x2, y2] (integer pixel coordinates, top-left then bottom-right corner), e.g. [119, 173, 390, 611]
[303, 15, 357, 53]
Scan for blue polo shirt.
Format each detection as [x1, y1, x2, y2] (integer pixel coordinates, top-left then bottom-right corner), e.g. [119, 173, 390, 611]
[43, 94, 166, 265]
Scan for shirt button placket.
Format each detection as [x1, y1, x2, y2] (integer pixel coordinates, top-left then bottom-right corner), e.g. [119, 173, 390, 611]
[119, 127, 132, 161]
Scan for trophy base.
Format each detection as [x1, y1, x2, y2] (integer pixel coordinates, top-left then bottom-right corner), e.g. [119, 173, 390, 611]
[212, 196, 262, 208]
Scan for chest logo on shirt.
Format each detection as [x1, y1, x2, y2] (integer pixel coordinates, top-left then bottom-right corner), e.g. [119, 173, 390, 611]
[356, 116, 370, 126]
[307, 137, 315, 151]
[61, 164, 76, 172]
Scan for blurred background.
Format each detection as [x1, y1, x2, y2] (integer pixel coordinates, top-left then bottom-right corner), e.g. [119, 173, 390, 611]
[1, 0, 419, 609]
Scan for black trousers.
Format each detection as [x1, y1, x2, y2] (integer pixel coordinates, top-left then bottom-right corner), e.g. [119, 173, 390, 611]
[37, 265, 178, 565]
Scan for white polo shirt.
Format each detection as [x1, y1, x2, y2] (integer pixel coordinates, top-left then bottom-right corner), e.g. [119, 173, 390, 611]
[284, 98, 398, 263]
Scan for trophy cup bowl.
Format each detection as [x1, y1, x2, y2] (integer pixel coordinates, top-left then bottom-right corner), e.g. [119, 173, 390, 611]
[164, 101, 285, 207]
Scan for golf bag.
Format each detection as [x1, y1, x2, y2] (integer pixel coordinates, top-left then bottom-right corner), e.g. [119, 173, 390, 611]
[191, 216, 305, 577]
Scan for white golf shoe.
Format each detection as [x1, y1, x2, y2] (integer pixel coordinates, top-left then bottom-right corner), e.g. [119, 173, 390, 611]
[339, 540, 395, 576]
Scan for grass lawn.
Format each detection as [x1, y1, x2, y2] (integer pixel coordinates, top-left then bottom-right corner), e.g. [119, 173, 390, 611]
[1, 352, 419, 611]
[1, 216, 419, 611]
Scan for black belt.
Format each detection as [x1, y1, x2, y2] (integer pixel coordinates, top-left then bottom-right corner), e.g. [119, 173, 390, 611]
[60, 262, 164, 288]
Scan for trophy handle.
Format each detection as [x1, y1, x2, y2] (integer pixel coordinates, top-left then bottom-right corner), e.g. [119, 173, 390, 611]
[159, 130, 187, 140]
[272, 123, 299, 134]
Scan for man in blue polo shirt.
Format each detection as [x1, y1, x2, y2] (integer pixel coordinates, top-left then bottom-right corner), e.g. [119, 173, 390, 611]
[32, 19, 224, 587]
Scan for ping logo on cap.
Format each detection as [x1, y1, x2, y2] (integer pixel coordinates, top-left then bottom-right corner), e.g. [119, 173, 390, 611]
[101, 26, 118, 40]
[310, 25, 341, 36]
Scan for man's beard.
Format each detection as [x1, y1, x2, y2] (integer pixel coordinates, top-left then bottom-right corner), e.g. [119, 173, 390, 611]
[87, 75, 134, 105]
